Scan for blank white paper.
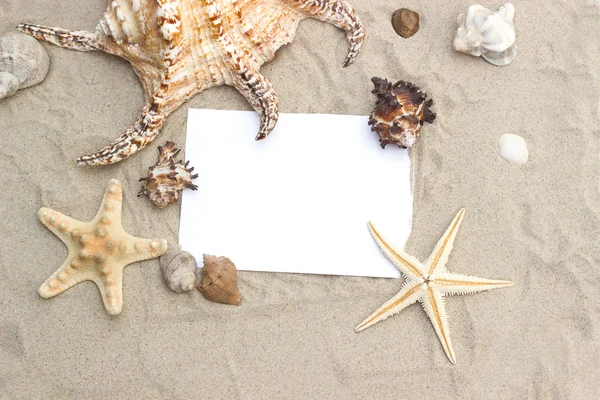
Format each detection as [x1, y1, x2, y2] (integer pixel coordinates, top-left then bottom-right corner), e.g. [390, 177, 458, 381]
[179, 109, 413, 278]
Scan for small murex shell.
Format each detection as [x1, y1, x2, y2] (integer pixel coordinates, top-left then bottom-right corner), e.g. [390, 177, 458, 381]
[368, 77, 436, 149]
[391, 9, 420, 38]
[138, 141, 199, 208]
[0, 31, 50, 100]
[453, 3, 517, 66]
[196, 254, 241, 306]
[159, 246, 198, 293]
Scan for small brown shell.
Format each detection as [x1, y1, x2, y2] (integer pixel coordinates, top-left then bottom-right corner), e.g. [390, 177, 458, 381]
[196, 254, 241, 306]
[391, 9, 420, 38]
[159, 246, 198, 293]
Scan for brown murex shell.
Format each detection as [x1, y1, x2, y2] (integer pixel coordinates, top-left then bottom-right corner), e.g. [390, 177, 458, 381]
[196, 254, 241, 306]
[138, 141, 198, 208]
[368, 77, 436, 149]
[391, 8, 420, 38]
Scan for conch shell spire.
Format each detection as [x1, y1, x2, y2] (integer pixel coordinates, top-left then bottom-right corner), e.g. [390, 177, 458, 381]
[18, 0, 365, 165]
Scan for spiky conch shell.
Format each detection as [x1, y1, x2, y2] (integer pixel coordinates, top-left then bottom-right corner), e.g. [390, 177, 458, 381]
[18, 0, 364, 165]
[368, 77, 436, 149]
[0, 31, 50, 100]
[138, 141, 198, 208]
[196, 254, 241, 306]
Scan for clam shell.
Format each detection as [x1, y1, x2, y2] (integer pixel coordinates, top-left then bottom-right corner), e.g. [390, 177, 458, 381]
[0, 31, 50, 100]
[391, 9, 420, 38]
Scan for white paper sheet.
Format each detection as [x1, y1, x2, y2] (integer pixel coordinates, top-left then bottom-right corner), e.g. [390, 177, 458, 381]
[180, 109, 413, 278]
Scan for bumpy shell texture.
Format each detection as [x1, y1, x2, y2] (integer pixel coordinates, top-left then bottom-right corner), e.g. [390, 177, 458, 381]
[138, 141, 198, 208]
[453, 3, 516, 66]
[19, 0, 364, 165]
[197, 254, 241, 306]
[159, 246, 198, 293]
[391, 9, 419, 38]
[0, 31, 50, 100]
[368, 77, 436, 149]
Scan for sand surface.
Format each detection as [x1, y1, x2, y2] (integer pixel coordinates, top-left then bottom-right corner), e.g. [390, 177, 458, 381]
[1, 0, 600, 398]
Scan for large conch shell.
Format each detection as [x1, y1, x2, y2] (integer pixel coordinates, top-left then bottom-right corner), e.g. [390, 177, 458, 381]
[159, 246, 198, 293]
[453, 3, 516, 66]
[197, 254, 241, 306]
[0, 31, 50, 100]
[19, 0, 365, 165]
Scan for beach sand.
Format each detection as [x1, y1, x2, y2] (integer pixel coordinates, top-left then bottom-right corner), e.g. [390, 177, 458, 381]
[1, 0, 600, 398]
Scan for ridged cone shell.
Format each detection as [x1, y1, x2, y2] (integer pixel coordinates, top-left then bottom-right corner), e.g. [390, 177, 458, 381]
[391, 9, 420, 38]
[197, 254, 241, 306]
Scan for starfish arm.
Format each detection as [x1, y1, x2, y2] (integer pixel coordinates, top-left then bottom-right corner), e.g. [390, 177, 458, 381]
[38, 256, 93, 298]
[232, 69, 280, 140]
[421, 287, 456, 364]
[98, 181, 167, 263]
[368, 222, 424, 279]
[37, 207, 90, 245]
[289, 0, 365, 66]
[118, 236, 168, 265]
[94, 179, 124, 223]
[94, 269, 125, 315]
[76, 101, 166, 165]
[424, 208, 466, 276]
[433, 272, 514, 296]
[17, 23, 104, 51]
[355, 280, 423, 332]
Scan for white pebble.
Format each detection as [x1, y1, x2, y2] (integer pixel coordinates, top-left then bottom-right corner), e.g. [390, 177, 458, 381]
[499, 134, 528, 165]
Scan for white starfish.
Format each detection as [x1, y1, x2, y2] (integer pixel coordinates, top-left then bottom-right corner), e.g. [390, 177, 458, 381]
[355, 208, 513, 364]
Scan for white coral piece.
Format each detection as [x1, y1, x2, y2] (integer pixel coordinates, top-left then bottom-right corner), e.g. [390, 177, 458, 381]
[453, 3, 516, 66]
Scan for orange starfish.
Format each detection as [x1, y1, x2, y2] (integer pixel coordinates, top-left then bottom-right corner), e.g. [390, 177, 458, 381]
[38, 179, 168, 315]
